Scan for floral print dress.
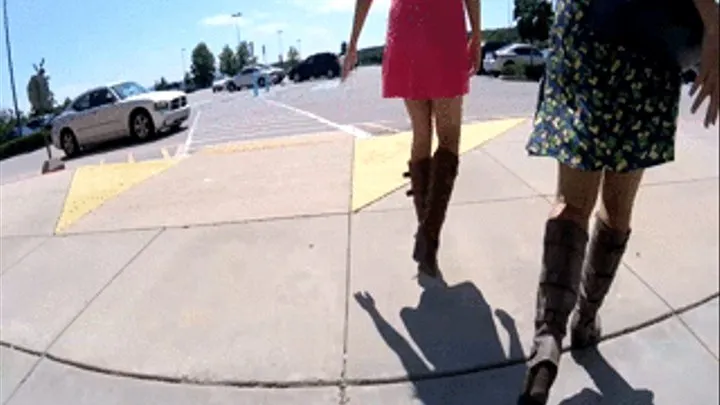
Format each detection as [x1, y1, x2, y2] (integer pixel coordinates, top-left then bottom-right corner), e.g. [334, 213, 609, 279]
[527, 0, 682, 173]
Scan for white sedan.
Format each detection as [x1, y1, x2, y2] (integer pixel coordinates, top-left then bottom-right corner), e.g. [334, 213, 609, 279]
[227, 66, 272, 91]
[51, 81, 191, 157]
[483, 43, 546, 77]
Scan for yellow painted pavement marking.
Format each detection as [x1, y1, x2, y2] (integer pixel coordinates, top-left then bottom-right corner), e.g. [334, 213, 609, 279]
[200, 131, 346, 155]
[55, 160, 178, 233]
[361, 122, 401, 133]
[351, 118, 527, 212]
[127, 152, 135, 163]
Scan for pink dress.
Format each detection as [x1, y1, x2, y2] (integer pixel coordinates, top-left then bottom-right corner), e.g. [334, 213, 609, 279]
[382, 0, 470, 100]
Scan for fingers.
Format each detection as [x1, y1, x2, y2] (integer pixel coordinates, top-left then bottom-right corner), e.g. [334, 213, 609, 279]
[692, 83, 710, 114]
[705, 88, 719, 127]
[691, 75, 701, 97]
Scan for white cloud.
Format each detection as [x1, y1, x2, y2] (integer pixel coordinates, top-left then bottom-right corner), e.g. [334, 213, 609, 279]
[200, 14, 251, 27]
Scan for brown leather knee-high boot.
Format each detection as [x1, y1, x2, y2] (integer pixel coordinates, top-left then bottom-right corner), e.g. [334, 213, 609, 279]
[403, 158, 432, 223]
[404, 158, 432, 263]
[415, 147, 459, 277]
[519, 219, 588, 405]
[570, 218, 630, 349]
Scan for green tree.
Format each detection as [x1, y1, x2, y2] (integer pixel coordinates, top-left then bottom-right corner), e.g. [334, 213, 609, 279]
[235, 41, 251, 70]
[155, 77, 170, 90]
[51, 97, 72, 115]
[190, 42, 216, 88]
[26, 58, 55, 117]
[513, 0, 553, 43]
[483, 27, 520, 43]
[218, 45, 239, 77]
[287, 46, 300, 67]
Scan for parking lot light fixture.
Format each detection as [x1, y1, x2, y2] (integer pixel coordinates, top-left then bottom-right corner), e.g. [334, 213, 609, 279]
[232, 12, 242, 47]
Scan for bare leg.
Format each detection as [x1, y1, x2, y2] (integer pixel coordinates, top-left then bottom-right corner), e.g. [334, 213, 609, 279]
[432, 97, 463, 153]
[404, 99, 433, 161]
[597, 170, 644, 232]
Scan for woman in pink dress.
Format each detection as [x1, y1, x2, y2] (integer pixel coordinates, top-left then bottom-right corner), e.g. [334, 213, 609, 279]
[343, 0, 481, 278]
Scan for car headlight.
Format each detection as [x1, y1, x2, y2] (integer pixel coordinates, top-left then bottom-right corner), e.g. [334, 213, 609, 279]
[154, 101, 170, 111]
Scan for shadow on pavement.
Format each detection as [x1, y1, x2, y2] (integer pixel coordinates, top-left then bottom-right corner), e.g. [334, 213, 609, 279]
[354, 273, 527, 404]
[61, 125, 186, 162]
[557, 348, 655, 405]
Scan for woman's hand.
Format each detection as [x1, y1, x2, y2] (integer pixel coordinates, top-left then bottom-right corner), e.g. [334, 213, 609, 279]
[342, 44, 358, 82]
[354, 291, 376, 311]
[467, 32, 482, 77]
[690, 18, 720, 127]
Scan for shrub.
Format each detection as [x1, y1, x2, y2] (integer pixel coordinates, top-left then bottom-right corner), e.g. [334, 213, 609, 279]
[500, 61, 546, 81]
[0, 130, 49, 161]
[501, 63, 525, 77]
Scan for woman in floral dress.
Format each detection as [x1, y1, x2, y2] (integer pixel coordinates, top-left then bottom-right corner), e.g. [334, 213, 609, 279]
[519, 0, 719, 403]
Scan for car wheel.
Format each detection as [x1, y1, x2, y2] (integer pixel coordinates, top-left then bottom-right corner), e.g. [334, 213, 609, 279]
[257, 77, 266, 87]
[227, 82, 237, 92]
[292, 73, 301, 82]
[61, 129, 80, 158]
[130, 110, 155, 141]
[326, 69, 336, 79]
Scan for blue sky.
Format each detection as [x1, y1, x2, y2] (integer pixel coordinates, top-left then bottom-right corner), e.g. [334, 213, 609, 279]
[1, 0, 513, 112]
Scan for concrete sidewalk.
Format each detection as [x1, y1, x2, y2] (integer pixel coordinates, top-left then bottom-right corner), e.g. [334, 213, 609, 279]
[1, 118, 717, 405]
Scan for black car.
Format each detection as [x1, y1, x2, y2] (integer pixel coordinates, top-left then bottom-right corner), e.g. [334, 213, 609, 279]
[288, 52, 341, 82]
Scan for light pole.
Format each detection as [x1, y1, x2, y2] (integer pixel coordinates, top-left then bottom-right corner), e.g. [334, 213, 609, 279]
[277, 29, 284, 64]
[2, 0, 22, 141]
[508, 0, 513, 26]
[181, 48, 186, 82]
[231, 12, 242, 48]
[296, 39, 302, 58]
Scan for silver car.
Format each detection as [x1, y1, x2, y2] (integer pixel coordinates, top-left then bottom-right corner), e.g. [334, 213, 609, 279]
[483, 43, 546, 77]
[51, 81, 191, 157]
[227, 66, 273, 91]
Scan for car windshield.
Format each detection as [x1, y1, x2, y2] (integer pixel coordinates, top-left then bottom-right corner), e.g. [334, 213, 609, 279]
[111, 82, 148, 100]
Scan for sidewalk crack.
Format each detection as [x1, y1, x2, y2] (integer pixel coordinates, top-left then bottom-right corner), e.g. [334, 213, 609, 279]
[1, 228, 165, 405]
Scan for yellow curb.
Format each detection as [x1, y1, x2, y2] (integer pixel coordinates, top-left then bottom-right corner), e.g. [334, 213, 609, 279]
[200, 131, 346, 155]
[351, 117, 527, 212]
[55, 160, 178, 234]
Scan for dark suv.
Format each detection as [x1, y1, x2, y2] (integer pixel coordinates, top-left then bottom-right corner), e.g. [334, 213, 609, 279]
[288, 52, 341, 82]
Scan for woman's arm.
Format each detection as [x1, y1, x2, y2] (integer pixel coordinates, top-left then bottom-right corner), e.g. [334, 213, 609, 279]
[348, 0, 374, 49]
[693, 0, 719, 32]
[465, 0, 482, 38]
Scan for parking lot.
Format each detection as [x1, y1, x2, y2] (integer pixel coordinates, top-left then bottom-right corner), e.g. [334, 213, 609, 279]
[0, 67, 543, 184]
